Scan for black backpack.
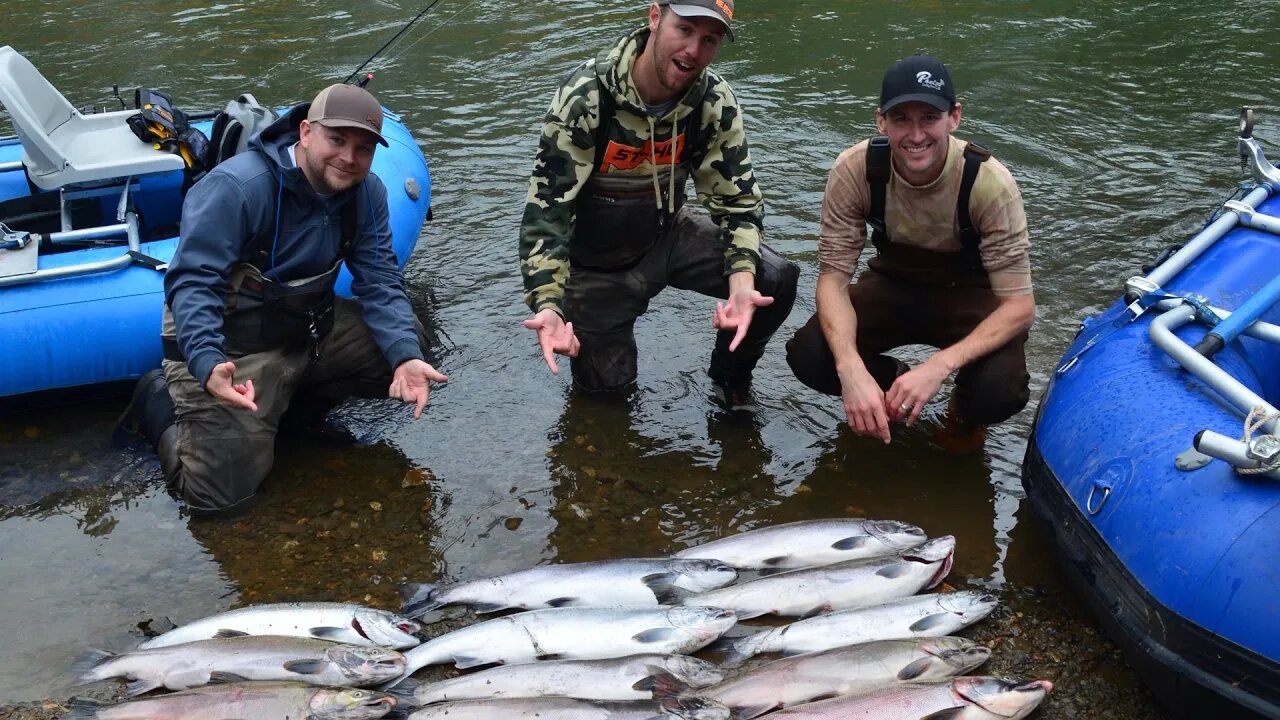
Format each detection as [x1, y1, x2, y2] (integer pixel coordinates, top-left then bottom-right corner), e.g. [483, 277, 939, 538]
[203, 94, 278, 170]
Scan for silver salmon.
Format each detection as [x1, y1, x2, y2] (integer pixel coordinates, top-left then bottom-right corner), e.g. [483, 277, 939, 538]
[399, 558, 738, 616]
[697, 638, 990, 719]
[71, 636, 405, 694]
[681, 536, 955, 619]
[405, 696, 731, 720]
[402, 654, 726, 705]
[724, 591, 998, 666]
[62, 681, 397, 720]
[137, 603, 422, 650]
[674, 519, 927, 570]
[763, 676, 1053, 720]
[388, 606, 737, 687]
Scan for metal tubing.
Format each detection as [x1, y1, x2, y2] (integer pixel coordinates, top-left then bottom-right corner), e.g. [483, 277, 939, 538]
[1151, 298, 1280, 345]
[0, 161, 22, 173]
[0, 212, 140, 288]
[1145, 186, 1270, 290]
[45, 222, 129, 245]
[1194, 430, 1280, 481]
[1228, 202, 1280, 236]
[1198, 272, 1280, 356]
[1149, 305, 1279, 433]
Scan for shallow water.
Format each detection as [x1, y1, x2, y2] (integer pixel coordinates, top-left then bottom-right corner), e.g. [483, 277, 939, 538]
[2, 0, 1279, 710]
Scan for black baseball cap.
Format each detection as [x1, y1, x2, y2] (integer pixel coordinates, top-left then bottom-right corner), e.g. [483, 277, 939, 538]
[879, 55, 956, 113]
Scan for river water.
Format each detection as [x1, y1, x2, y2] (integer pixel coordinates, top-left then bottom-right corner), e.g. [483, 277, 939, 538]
[2, 0, 1278, 712]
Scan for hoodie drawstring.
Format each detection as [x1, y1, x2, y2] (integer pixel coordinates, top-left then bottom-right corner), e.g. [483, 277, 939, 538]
[646, 115, 680, 219]
[647, 116, 662, 211]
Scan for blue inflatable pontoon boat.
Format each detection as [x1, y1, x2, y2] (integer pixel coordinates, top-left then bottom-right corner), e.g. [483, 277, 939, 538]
[0, 46, 431, 401]
[1024, 108, 1280, 720]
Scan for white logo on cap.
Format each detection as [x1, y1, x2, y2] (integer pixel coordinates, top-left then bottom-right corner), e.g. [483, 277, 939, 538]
[916, 71, 945, 91]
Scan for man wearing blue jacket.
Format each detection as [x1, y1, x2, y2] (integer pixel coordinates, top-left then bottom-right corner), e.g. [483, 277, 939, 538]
[120, 83, 446, 515]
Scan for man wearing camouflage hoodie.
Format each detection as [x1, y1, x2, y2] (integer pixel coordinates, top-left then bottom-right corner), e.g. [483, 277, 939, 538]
[519, 0, 798, 404]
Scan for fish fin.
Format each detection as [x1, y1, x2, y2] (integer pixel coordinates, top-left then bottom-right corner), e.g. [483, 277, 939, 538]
[875, 562, 912, 579]
[642, 573, 696, 604]
[755, 567, 789, 577]
[283, 660, 329, 675]
[213, 629, 250, 639]
[124, 679, 163, 696]
[470, 602, 510, 613]
[544, 597, 579, 608]
[920, 710, 966, 720]
[63, 698, 108, 720]
[734, 702, 782, 720]
[831, 536, 869, 551]
[761, 556, 790, 566]
[452, 655, 490, 669]
[808, 692, 841, 702]
[897, 657, 934, 681]
[398, 582, 443, 616]
[68, 648, 116, 683]
[309, 626, 349, 640]
[633, 628, 680, 643]
[207, 672, 251, 685]
[909, 613, 950, 633]
[536, 652, 567, 661]
[634, 669, 688, 698]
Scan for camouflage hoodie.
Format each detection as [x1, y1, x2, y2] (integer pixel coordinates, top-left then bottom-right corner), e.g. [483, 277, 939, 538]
[519, 25, 765, 316]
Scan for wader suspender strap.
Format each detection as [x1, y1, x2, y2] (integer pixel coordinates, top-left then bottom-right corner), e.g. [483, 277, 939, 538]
[864, 135, 991, 265]
[956, 141, 992, 266]
[865, 135, 891, 251]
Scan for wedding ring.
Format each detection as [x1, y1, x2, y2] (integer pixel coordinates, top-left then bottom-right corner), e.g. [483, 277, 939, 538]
[900, 402, 911, 412]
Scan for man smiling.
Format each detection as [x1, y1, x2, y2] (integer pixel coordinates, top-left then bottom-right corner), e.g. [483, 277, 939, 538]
[786, 55, 1035, 451]
[117, 83, 446, 515]
[519, 0, 798, 405]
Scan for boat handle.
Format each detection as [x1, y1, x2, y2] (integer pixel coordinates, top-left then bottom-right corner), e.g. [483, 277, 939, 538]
[1086, 481, 1112, 515]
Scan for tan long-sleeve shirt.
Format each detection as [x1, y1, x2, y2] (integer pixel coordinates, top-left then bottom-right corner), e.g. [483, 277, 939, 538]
[818, 136, 1032, 297]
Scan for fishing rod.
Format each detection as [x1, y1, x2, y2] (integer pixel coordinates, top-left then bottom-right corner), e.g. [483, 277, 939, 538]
[344, 0, 450, 85]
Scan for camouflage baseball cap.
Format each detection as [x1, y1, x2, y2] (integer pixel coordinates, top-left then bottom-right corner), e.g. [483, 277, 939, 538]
[307, 83, 388, 146]
[657, 0, 735, 41]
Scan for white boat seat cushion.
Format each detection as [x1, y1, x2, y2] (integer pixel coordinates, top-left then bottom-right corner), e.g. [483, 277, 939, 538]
[0, 45, 185, 191]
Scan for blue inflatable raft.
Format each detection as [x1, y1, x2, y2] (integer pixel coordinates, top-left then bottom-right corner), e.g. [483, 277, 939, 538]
[0, 46, 431, 401]
[1023, 108, 1280, 719]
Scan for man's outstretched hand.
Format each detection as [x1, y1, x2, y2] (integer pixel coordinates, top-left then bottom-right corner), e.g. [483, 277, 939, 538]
[523, 308, 580, 374]
[389, 359, 449, 419]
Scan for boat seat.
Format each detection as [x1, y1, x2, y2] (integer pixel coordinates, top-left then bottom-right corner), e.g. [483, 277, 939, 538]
[0, 45, 184, 192]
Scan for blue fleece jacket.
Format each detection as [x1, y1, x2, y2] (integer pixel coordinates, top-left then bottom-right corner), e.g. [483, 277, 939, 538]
[164, 104, 424, 389]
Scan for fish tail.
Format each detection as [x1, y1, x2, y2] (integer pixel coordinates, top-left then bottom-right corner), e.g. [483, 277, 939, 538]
[397, 582, 443, 617]
[63, 697, 107, 720]
[68, 649, 116, 684]
[379, 640, 440, 690]
[381, 677, 423, 707]
[721, 632, 767, 668]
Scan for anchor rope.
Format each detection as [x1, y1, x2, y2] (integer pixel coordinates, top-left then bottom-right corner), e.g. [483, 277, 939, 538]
[1239, 405, 1280, 474]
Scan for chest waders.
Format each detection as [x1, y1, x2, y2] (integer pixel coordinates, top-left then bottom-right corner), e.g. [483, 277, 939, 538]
[163, 193, 358, 362]
[865, 134, 993, 287]
[569, 85, 709, 271]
